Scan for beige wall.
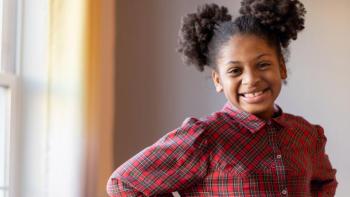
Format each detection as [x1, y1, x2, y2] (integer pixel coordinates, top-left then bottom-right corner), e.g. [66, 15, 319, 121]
[115, 1, 349, 195]
[114, 0, 236, 165]
[277, 1, 350, 196]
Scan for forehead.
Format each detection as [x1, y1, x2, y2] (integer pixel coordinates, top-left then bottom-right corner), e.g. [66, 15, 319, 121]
[219, 34, 278, 62]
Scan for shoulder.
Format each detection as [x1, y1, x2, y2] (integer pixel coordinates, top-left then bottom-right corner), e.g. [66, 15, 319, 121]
[280, 112, 324, 140]
[200, 110, 239, 129]
[153, 116, 209, 150]
[170, 110, 238, 141]
[180, 110, 232, 131]
[283, 113, 315, 127]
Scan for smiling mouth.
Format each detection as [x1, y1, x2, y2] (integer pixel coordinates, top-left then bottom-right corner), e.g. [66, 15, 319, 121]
[239, 88, 270, 98]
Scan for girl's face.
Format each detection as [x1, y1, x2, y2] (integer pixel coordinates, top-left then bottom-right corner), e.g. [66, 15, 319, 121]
[212, 34, 287, 120]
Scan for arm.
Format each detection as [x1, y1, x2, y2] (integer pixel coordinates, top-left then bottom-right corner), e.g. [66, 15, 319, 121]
[106, 178, 145, 197]
[311, 126, 338, 197]
[106, 118, 210, 196]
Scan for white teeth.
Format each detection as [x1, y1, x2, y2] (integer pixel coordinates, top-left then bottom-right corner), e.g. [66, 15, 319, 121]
[243, 90, 264, 98]
[254, 91, 264, 96]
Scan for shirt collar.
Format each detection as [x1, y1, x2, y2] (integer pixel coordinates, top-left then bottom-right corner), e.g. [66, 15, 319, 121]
[221, 101, 288, 134]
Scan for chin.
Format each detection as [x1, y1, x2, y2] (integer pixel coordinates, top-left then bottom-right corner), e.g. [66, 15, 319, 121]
[242, 104, 271, 116]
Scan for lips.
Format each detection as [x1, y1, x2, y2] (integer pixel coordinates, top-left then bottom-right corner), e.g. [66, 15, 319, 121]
[239, 88, 271, 104]
[241, 90, 265, 98]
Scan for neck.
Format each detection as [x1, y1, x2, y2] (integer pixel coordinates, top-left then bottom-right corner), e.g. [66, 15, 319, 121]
[254, 105, 277, 120]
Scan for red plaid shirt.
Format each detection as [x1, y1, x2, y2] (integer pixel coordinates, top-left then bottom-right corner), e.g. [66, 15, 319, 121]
[107, 102, 337, 196]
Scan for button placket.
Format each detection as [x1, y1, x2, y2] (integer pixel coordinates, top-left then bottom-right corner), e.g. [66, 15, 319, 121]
[266, 123, 288, 197]
[266, 120, 272, 125]
[281, 189, 288, 195]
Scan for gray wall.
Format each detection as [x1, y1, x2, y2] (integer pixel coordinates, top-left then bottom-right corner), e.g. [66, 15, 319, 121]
[115, 0, 349, 195]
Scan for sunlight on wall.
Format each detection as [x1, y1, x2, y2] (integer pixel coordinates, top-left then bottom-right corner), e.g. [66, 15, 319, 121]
[20, 0, 115, 196]
[20, 0, 87, 196]
[47, 0, 87, 196]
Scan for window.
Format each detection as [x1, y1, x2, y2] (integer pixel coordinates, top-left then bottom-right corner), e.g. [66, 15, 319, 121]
[0, 0, 2, 66]
[0, 0, 20, 196]
[0, 87, 9, 197]
[0, 74, 17, 197]
[2, 0, 115, 196]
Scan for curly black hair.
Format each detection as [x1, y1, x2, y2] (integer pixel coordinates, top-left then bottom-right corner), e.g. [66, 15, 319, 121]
[177, 0, 306, 71]
[177, 4, 232, 71]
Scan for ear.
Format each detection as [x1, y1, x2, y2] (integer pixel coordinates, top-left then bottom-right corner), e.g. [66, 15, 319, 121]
[279, 58, 287, 80]
[212, 70, 223, 93]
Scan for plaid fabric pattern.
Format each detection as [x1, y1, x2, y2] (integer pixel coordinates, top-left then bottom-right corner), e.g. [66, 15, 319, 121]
[107, 102, 337, 196]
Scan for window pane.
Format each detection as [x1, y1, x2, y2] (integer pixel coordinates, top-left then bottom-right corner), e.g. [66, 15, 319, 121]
[0, 0, 3, 70]
[0, 87, 9, 188]
[0, 0, 18, 74]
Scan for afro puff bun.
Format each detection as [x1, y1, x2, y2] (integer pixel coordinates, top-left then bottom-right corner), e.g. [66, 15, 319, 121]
[177, 0, 306, 71]
[240, 0, 306, 47]
[177, 4, 232, 71]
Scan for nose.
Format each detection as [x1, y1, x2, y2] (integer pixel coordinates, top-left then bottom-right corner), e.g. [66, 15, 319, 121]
[241, 69, 261, 86]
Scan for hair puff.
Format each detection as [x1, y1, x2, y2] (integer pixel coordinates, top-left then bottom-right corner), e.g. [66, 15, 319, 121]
[177, 4, 232, 71]
[239, 0, 306, 48]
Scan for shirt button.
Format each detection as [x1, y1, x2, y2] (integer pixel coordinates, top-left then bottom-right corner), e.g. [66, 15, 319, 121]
[276, 154, 282, 159]
[281, 189, 288, 195]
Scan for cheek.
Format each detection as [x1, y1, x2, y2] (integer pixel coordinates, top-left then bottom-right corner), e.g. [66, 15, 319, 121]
[270, 77, 283, 96]
[266, 70, 282, 85]
[222, 79, 240, 98]
[261, 71, 283, 97]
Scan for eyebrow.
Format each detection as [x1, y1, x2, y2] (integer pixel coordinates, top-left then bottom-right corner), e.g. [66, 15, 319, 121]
[255, 53, 272, 59]
[225, 53, 273, 66]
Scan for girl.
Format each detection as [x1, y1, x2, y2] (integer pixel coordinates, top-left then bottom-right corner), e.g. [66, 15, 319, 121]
[107, 0, 337, 196]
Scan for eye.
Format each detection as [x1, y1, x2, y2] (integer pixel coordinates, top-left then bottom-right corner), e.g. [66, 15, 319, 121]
[227, 67, 242, 76]
[257, 62, 271, 70]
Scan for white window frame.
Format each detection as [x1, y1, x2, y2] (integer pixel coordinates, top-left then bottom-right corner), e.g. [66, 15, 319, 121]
[0, 0, 22, 196]
[0, 74, 19, 197]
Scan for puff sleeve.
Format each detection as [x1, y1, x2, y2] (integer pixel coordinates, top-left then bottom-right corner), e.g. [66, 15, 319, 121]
[106, 118, 210, 196]
[310, 125, 338, 196]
